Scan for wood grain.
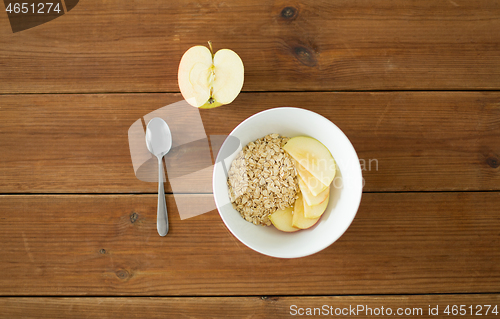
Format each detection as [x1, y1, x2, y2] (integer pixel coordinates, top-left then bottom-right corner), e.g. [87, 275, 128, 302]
[1, 295, 500, 318]
[1, 0, 500, 93]
[0, 92, 498, 193]
[1, 192, 498, 296]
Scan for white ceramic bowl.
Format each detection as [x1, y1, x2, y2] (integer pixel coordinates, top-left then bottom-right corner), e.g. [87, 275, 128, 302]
[213, 107, 363, 258]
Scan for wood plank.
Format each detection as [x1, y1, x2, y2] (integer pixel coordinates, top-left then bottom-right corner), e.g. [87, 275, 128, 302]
[1, 295, 500, 318]
[0, 192, 498, 295]
[1, 0, 500, 93]
[0, 92, 499, 193]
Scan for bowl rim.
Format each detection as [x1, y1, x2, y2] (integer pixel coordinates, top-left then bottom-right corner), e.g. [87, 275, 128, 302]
[212, 107, 363, 258]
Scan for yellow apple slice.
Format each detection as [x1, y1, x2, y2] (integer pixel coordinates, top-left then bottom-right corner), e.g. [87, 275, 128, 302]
[178, 42, 244, 109]
[269, 206, 299, 232]
[292, 193, 320, 229]
[294, 159, 330, 196]
[283, 136, 336, 186]
[303, 191, 329, 219]
[298, 174, 330, 206]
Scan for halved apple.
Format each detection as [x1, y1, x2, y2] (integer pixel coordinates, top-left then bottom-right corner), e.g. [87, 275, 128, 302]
[283, 136, 336, 186]
[292, 193, 320, 229]
[303, 191, 329, 219]
[269, 206, 299, 232]
[298, 174, 330, 206]
[294, 159, 330, 196]
[178, 42, 244, 109]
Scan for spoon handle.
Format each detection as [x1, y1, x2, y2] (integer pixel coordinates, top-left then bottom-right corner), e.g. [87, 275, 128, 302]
[157, 157, 169, 236]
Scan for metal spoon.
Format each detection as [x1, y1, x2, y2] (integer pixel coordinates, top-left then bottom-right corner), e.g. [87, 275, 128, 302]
[145, 117, 172, 236]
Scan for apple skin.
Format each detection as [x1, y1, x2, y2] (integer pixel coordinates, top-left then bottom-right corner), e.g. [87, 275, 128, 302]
[269, 206, 300, 232]
[292, 193, 320, 229]
[199, 101, 223, 109]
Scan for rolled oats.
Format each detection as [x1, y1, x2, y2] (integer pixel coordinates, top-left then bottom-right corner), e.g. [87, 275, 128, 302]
[227, 134, 299, 226]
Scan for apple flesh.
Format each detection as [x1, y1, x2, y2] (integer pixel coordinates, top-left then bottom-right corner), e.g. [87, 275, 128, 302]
[303, 191, 329, 219]
[283, 136, 336, 186]
[298, 174, 330, 206]
[292, 193, 320, 229]
[269, 206, 299, 232]
[178, 42, 244, 109]
[294, 159, 329, 196]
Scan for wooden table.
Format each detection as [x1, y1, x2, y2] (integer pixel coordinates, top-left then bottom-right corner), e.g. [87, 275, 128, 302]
[1, 0, 499, 317]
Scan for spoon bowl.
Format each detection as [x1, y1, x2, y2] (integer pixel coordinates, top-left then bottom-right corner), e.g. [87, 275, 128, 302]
[145, 117, 173, 236]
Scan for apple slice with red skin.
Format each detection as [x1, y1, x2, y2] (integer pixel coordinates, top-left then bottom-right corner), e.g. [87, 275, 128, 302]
[269, 206, 299, 232]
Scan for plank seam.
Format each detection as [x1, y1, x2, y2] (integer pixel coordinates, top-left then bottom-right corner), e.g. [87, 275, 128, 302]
[0, 292, 499, 298]
[2, 89, 500, 95]
[0, 190, 499, 196]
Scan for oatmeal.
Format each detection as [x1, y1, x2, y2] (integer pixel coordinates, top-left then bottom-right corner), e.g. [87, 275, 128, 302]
[227, 133, 299, 226]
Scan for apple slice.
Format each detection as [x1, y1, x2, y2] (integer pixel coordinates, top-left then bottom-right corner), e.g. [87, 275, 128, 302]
[298, 174, 330, 206]
[178, 42, 244, 109]
[292, 193, 320, 229]
[294, 159, 330, 196]
[303, 191, 329, 219]
[283, 136, 336, 186]
[269, 206, 299, 232]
